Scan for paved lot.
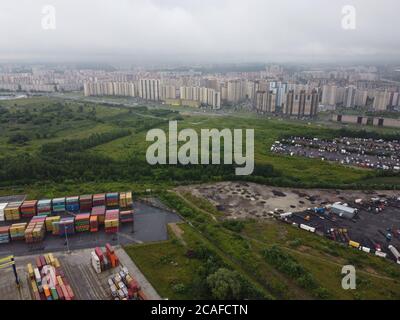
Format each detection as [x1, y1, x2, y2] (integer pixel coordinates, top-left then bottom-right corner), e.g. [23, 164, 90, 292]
[0, 194, 26, 203]
[0, 202, 181, 257]
[286, 201, 400, 261]
[272, 137, 400, 171]
[0, 247, 161, 300]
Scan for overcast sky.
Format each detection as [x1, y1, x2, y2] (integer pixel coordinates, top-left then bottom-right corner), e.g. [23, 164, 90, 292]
[0, 0, 399, 64]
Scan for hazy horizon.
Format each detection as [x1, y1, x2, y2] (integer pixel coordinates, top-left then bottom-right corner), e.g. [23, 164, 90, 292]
[1, 0, 400, 65]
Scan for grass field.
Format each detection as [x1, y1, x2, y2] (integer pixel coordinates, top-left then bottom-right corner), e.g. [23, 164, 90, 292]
[1, 96, 400, 300]
[2, 96, 399, 189]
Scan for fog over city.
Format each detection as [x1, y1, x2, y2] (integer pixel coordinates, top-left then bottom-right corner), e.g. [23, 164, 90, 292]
[0, 0, 400, 64]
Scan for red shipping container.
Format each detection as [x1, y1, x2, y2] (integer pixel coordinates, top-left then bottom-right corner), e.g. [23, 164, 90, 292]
[105, 243, 114, 255]
[66, 285, 75, 300]
[56, 285, 64, 300]
[128, 279, 140, 292]
[39, 256, 46, 267]
[95, 247, 104, 261]
[36, 257, 42, 269]
[61, 285, 70, 301]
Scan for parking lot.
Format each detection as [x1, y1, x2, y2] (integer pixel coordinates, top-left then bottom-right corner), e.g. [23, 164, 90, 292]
[271, 136, 400, 171]
[283, 197, 400, 261]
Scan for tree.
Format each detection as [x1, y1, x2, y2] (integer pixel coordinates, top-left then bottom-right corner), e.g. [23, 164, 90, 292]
[8, 133, 30, 145]
[206, 268, 243, 300]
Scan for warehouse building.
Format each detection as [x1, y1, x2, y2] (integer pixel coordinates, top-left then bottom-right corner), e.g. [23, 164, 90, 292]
[331, 203, 358, 219]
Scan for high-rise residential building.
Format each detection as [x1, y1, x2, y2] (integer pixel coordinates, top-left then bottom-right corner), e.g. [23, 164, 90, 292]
[84, 81, 135, 97]
[227, 80, 244, 103]
[354, 89, 368, 107]
[390, 92, 399, 107]
[255, 91, 276, 113]
[372, 90, 390, 111]
[344, 86, 356, 108]
[162, 85, 177, 100]
[179, 86, 220, 109]
[139, 79, 161, 101]
[283, 89, 319, 117]
[321, 85, 338, 106]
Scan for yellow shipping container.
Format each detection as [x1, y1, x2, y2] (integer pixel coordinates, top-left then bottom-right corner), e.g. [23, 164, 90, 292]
[45, 216, 61, 232]
[349, 240, 360, 249]
[27, 263, 34, 279]
[31, 280, 38, 293]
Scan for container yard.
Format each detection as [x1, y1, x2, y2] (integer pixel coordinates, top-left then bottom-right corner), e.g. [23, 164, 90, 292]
[0, 201, 182, 257]
[0, 246, 161, 300]
[27, 253, 75, 300]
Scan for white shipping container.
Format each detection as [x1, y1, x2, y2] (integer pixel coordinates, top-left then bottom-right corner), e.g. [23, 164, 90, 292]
[280, 212, 293, 218]
[91, 251, 102, 274]
[300, 224, 316, 233]
[375, 251, 387, 258]
[388, 245, 400, 260]
[0, 203, 7, 222]
[361, 247, 371, 254]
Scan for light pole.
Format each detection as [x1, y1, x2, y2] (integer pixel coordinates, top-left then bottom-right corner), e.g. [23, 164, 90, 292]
[64, 225, 70, 253]
[131, 209, 135, 234]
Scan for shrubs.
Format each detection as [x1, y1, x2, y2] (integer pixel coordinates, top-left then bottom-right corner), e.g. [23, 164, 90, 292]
[263, 245, 330, 298]
[221, 220, 245, 233]
[8, 133, 30, 145]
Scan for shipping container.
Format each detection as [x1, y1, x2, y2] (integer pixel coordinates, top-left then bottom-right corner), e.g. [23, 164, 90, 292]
[79, 194, 93, 212]
[37, 199, 52, 217]
[4, 202, 22, 221]
[75, 213, 90, 232]
[0, 203, 7, 222]
[0, 226, 10, 244]
[66, 196, 80, 213]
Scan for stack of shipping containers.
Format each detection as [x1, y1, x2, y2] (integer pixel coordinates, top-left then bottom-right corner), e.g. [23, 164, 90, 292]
[52, 198, 66, 215]
[105, 210, 119, 233]
[0, 203, 7, 222]
[37, 200, 52, 217]
[4, 202, 22, 221]
[66, 196, 80, 213]
[93, 194, 106, 207]
[0, 226, 10, 244]
[28, 253, 75, 300]
[75, 214, 90, 232]
[106, 193, 119, 208]
[20, 200, 38, 219]
[59, 218, 75, 236]
[10, 223, 27, 241]
[79, 195, 92, 212]
[25, 217, 46, 244]
[91, 206, 106, 225]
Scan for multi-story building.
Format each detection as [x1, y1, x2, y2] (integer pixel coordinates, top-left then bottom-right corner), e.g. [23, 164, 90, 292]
[139, 79, 161, 101]
[372, 90, 390, 111]
[344, 86, 357, 108]
[255, 91, 276, 113]
[282, 89, 319, 117]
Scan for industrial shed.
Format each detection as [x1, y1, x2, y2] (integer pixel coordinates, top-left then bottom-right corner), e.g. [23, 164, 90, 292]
[331, 203, 358, 219]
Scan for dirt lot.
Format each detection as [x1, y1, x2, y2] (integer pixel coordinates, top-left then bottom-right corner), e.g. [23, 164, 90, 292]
[0, 247, 160, 300]
[181, 182, 399, 220]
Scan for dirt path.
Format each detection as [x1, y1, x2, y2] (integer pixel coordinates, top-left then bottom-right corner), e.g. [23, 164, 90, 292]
[169, 223, 186, 246]
[177, 190, 397, 282]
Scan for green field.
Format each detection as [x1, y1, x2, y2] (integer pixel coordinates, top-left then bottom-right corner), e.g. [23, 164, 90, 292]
[2, 96, 400, 189]
[124, 191, 400, 300]
[1, 96, 400, 300]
